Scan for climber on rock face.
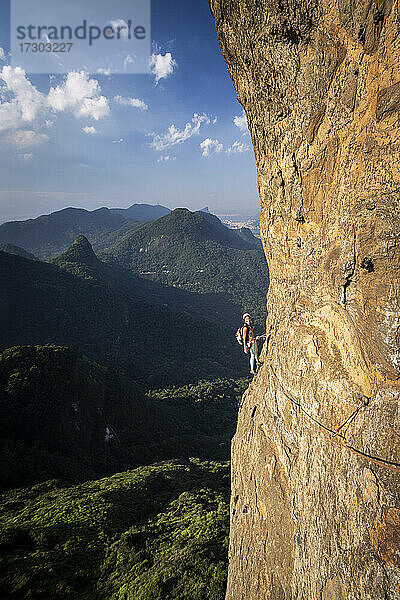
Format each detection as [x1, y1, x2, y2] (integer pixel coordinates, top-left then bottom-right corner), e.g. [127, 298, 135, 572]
[242, 313, 261, 375]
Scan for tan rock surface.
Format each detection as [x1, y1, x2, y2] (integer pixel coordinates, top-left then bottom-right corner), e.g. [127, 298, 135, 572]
[209, 0, 400, 597]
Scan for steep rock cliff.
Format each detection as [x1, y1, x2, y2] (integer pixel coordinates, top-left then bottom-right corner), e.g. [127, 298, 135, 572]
[209, 0, 400, 597]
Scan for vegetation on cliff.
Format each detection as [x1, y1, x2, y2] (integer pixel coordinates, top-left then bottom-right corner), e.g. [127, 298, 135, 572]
[0, 460, 229, 600]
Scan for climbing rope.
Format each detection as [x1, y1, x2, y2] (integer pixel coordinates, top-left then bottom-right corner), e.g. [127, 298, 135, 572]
[267, 363, 400, 474]
[249, 326, 273, 344]
[331, 396, 369, 439]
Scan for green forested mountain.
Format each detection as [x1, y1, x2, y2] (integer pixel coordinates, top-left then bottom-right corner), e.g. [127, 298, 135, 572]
[0, 344, 247, 490]
[0, 206, 267, 326]
[53, 235, 243, 326]
[0, 345, 243, 599]
[0, 240, 248, 386]
[0, 206, 144, 259]
[102, 208, 268, 324]
[0, 460, 230, 600]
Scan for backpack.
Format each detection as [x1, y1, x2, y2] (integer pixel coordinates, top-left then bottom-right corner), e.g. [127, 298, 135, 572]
[235, 326, 245, 345]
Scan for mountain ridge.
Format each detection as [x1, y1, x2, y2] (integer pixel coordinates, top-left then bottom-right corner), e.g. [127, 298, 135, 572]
[110, 203, 170, 221]
[0, 205, 166, 259]
[114, 208, 260, 250]
[54, 234, 99, 267]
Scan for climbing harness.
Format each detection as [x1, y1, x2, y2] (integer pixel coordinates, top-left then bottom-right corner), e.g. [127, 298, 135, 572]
[268, 364, 400, 474]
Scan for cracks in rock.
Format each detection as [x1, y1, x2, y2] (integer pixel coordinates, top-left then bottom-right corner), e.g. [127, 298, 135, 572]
[313, 335, 320, 357]
[342, 268, 354, 306]
[283, 443, 294, 466]
[341, 228, 357, 307]
[278, 168, 286, 197]
[264, 323, 276, 357]
[291, 152, 302, 184]
[358, 25, 367, 44]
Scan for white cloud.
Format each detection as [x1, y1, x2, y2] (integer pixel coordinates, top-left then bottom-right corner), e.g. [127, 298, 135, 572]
[5, 129, 49, 148]
[233, 110, 249, 134]
[200, 138, 223, 157]
[149, 53, 177, 84]
[0, 102, 21, 132]
[0, 66, 45, 131]
[22, 152, 33, 161]
[1, 68, 44, 121]
[114, 95, 148, 111]
[226, 140, 250, 154]
[0, 67, 110, 142]
[157, 155, 176, 163]
[82, 125, 97, 135]
[47, 71, 110, 120]
[112, 138, 124, 143]
[0, 48, 6, 62]
[149, 113, 211, 151]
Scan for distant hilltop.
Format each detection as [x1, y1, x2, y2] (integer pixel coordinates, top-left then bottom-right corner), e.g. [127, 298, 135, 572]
[0, 204, 171, 259]
[110, 203, 170, 221]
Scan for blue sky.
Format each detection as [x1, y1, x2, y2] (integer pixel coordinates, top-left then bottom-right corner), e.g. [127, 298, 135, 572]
[0, 0, 259, 222]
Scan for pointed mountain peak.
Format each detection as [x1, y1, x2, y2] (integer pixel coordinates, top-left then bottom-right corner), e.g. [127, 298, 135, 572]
[57, 235, 99, 266]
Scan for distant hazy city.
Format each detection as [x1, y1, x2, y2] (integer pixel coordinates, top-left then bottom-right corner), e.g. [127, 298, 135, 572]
[218, 215, 260, 237]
